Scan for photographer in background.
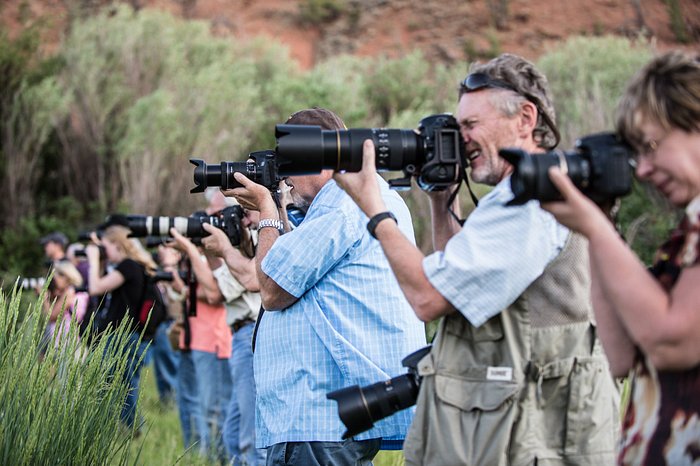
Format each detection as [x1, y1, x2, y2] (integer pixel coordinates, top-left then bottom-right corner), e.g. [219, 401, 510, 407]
[200, 189, 265, 466]
[229, 107, 426, 466]
[40, 231, 69, 263]
[86, 225, 158, 429]
[40, 260, 88, 351]
[542, 50, 700, 466]
[335, 54, 620, 465]
[168, 192, 232, 462]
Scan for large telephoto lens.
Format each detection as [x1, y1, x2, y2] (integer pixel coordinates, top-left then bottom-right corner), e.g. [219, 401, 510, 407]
[125, 215, 212, 238]
[274, 125, 422, 175]
[326, 373, 419, 439]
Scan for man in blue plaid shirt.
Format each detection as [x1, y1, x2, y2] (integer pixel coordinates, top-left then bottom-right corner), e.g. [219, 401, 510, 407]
[228, 107, 426, 466]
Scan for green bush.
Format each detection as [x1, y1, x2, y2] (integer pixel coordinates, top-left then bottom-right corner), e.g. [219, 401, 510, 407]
[538, 35, 652, 148]
[0, 286, 141, 465]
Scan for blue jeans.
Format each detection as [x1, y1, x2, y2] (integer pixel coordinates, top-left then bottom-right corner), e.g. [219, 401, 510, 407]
[106, 331, 149, 429]
[192, 349, 232, 462]
[265, 439, 381, 466]
[223, 322, 266, 465]
[150, 320, 179, 404]
[177, 350, 204, 450]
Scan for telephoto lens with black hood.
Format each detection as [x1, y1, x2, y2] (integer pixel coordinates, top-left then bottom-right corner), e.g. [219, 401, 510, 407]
[326, 345, 432, 439]
[275, 114, 464, 191]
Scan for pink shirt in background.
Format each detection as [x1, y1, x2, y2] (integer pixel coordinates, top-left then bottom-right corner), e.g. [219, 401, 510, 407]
[180, 299, 232, 359]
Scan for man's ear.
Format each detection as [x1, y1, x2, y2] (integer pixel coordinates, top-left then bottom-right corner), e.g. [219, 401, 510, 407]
[518, 100, 539, 139]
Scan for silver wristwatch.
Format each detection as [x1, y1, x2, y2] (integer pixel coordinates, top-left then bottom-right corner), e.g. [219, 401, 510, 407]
[258, 218, 284, 232]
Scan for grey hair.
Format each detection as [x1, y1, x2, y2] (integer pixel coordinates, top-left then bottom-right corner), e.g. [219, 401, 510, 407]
[469, 53, 558, 149]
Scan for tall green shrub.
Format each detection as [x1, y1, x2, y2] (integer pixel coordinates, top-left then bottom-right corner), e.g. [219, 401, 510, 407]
[0, 286, 141, 465]
[0, 28, 67, 230]
[538, 35, 652, 149]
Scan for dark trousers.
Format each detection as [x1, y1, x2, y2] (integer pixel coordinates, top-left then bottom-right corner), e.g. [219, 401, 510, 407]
[266, 439, 381, 466]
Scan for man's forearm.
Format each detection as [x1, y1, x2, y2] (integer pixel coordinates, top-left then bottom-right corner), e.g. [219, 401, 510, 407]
[429, 193, 462, 251]
[224, 247, 260, 292]
[373, 219, 456, 322]
[254, 202, 298, 310]
[185, 247, 224, 304]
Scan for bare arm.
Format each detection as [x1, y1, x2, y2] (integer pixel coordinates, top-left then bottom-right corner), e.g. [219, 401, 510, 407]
[428, 189, 463, 251]
[222, 247, 259, 292]
[229, 173, 297, 310]
[334, 140, 457, 322]
[590, 263, 637, 377]
[169, 228, 224, 305]
[86, 245, 126, 295]
[277, 179, 294, 233]
[201, 222, 260, 292]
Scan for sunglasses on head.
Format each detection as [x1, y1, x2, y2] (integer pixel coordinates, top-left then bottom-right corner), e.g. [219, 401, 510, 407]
[461, 72, 521, 94]
[460, 72, 561, 148]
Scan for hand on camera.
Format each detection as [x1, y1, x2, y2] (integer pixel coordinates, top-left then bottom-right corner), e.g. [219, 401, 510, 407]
[85, 244, 101, 264]
[540, 167, 611, 238]
[201, 223, 234, 258]
[334, 139, 387, 217]
[168, 228, 196, 254]
[225, 173, 277, 213]
[278, 179, 293, 208]
[158, 245, 181, 270]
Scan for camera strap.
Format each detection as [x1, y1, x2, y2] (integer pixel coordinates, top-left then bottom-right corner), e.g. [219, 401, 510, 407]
[446, 155, 479, 226]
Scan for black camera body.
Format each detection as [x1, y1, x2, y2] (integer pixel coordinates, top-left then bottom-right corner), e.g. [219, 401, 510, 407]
[326, 345, 431, 439]
[499, 132, 635, 205]
[103, 205, 245, 247]
[189, 114, 465, 193]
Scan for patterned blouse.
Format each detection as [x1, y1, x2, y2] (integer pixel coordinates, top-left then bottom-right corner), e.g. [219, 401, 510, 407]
[617, 196, 700, 465]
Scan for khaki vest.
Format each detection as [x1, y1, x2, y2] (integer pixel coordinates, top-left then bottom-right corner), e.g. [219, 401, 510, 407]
[404, 233, 620, 466]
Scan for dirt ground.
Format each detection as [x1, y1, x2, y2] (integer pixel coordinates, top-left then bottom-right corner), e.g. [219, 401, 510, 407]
[1, 0, 699, 67]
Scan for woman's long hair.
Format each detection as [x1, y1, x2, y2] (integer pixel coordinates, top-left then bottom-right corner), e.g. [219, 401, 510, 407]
[102, 225, 157, 275]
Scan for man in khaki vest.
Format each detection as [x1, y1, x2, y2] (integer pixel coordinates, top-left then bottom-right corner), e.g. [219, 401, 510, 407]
[335, 53, 620, 465]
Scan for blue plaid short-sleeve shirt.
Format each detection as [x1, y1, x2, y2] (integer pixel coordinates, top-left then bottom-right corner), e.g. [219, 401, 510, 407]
[256, 177, 426, 447]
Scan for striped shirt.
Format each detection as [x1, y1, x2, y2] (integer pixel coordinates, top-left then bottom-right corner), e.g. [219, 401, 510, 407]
[256, 177, 426, 447]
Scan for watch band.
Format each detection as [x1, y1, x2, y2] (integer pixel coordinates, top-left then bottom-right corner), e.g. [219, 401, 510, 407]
[258, 218, 284, 232]
[367, 211, 397, 239]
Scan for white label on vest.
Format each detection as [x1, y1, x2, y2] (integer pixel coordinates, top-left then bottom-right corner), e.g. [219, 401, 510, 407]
[486, 366, 513, 381]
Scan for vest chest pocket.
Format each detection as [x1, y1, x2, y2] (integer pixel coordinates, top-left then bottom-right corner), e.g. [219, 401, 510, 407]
[435, 373, 520, 411]
[445, 313, 504, 342]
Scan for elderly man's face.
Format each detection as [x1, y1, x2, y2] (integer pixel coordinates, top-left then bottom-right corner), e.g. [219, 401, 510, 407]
[456, 90, 521, 186]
